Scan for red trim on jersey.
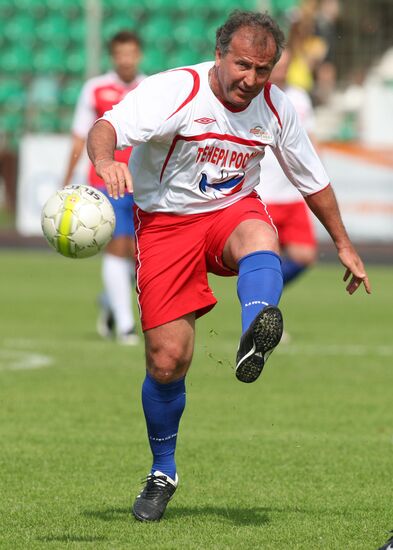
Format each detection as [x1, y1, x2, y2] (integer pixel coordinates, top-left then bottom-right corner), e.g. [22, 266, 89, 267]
[264, 83, 282, 128]
[306, 182, 331, 197]
[160, 132, 266, 182]
[166, 68, 200, 120]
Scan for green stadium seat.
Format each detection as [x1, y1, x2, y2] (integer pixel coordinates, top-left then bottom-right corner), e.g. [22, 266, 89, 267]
[103, 0, 140, 11]
[30, 107, 60, 133]
[270, 0, 299, 14]
[0, 109, 25, 134]
[144, 0, 180, 14]
[1, 46, 34, 74]
[57, 107, 74, 133]
[143, 16, 176, 51]
[14, 0, 47, 17]
[141, 48, 169, 75]
[168, 48, 201, 69]
[0, 0, 15, 19]
[65, 48, 87, 76]
[4, 15, 36, 42]
[0, 79, 26, 107]
[102, 16, 139, 41]
[33, 47, 65, 74]
[60, 78, 83, 107]
[102, 2, 145, 24]
[68, 19, 87, 45]
[174, 17, 208, 49]
[46, 0, 83, 19]
[37, 15, 70, 46]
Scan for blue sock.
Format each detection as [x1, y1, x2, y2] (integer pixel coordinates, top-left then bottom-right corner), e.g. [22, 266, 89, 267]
[281, 258, 306, 285]
[237, 251, 283, 333]
[142, 372, 186, 480]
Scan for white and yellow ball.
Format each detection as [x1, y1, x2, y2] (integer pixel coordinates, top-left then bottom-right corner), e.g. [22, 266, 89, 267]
[41, 185, 115, 259]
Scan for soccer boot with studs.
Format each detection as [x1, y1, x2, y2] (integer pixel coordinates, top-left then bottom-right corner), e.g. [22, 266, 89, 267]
[236, 305, 283, 383]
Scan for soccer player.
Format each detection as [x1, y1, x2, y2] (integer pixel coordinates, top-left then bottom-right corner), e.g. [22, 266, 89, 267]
[87, 11, 371, 522]
[256, 48, 318, 292]
[63, 31, 145, 345]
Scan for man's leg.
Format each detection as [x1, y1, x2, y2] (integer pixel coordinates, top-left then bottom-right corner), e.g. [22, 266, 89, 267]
[101, 234, 138, 344]
[133, 313, 195, 522]
[281, 243, 317, 285]
[223, 219, 284, 383]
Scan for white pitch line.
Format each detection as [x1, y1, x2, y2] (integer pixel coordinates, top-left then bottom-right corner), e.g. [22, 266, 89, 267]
[0, 349, 54, 371]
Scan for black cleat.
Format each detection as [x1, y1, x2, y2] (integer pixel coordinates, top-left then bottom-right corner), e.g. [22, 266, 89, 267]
[132, 471, 178, 522]
[378, 532, 393, 550]
[236, 305, 283, 383]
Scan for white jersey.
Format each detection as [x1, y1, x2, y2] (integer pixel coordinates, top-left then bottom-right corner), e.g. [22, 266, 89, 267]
[72, 71, 145, 139]
[102, 62, 329, 214]
[256, 85, 316, 203]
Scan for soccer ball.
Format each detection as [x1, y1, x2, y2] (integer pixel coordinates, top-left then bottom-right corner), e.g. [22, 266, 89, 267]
[41, 185, 115, 259]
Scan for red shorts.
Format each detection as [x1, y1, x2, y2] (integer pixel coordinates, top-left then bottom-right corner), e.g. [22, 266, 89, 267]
[267, 201, 316, 247]
[134, 194, 275, 331]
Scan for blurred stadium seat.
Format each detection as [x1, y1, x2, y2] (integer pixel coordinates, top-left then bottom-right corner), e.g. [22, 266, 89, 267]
[0, 79, 26, 107]
[4, 15, 36, 43]
[37, 15, 71, 46]
[102, 16, 139, 41]
[33, 47, 65, 74]
[1, 45, 34, 74]
[59, 78, 83, 108]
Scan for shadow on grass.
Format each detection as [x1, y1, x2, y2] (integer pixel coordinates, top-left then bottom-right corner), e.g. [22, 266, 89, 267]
[83, 505, 269, 526]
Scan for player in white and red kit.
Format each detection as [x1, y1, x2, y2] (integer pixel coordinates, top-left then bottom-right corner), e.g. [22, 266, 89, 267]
[256, 49, 318, 292]
[87, 11, 370, 522]
[63, 31, 144, 344]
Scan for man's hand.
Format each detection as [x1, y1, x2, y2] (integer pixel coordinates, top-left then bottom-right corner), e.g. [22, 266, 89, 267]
[94, 158, 133, 199]
[338, 245, 371, 295]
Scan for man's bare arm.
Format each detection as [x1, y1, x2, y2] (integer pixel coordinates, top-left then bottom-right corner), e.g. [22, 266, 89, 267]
[305, 185, 371, 295]
[87, 120, 133, 199]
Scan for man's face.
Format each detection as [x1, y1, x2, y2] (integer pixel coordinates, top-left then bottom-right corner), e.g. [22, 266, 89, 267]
[111, 41, 141, 83]
[214, 27, 277, 108]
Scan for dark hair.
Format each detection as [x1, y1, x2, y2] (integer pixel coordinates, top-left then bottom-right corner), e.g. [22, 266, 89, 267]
[108, 30, 142, 53]
[216, 10, 285, 64]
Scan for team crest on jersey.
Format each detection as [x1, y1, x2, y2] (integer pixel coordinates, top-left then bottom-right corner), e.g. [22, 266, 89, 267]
[99, 89, 122, 102]
[249, 125, 273, 142]
[199, 170, 245, 197]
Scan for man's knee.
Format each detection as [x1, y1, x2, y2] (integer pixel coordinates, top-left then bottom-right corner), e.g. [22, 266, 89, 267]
[285, 244, 317, 267]
[223, 219, 279, 271]
[146, 339, 192, 383]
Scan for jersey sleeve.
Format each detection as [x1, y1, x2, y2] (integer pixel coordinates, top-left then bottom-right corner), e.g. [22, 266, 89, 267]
[71, 80, 96, 139]
[271, 90, 329, 196]
[287, 87, 315, 133]
[101, 70, 195, 149]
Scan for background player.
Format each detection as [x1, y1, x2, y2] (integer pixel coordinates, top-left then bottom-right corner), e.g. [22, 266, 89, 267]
[63, 30, 144, 345]
[257, 48, 318, 292]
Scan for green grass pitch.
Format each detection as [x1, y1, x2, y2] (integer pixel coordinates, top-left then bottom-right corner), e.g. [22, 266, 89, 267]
[0, 250, 392, 549]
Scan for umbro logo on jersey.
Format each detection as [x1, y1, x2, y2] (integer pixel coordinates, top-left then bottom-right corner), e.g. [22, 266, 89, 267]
[194, 117, 216, 124]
